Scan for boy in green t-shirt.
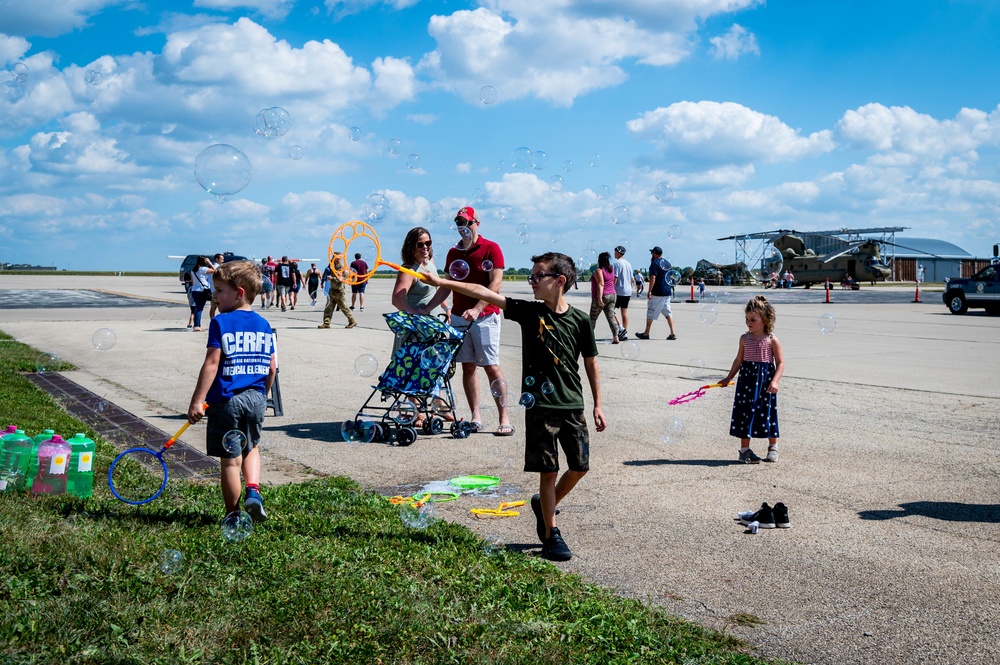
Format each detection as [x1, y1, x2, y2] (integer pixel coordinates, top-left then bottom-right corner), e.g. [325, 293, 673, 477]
[422, 252, 606, 561]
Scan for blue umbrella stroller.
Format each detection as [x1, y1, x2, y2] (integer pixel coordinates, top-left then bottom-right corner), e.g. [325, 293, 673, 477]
[352, 312, 468, 446]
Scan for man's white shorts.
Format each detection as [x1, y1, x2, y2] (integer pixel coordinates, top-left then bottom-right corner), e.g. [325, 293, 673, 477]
[452, 312, 501, 366]
[646, 295, 673, 320]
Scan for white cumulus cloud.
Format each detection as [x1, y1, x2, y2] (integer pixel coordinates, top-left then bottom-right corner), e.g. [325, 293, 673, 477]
[709, 24, 759, 60]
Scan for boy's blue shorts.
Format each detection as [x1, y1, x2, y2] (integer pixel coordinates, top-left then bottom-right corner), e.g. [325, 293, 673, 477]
[206, 390, 265, 458]
[523, 407, 589, 473]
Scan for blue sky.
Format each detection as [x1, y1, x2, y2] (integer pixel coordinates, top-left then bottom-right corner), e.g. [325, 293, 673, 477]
[2, 0, 999, 271]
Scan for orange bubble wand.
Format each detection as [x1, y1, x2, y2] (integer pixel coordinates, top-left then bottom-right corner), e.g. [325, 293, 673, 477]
[328, 220, 425, 285]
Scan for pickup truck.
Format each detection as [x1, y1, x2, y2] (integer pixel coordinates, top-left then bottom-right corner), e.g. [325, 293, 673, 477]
[943, 262, 1000, 315]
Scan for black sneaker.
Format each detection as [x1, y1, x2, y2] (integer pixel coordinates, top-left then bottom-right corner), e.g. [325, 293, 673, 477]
[541, 526, 572, 561]
[667, 334, 677, 340]
[740, 502, 775, 529]
[738, 449, 762, 464]
[635, 332, 650, 340]
[530, 493, 560, 543]
[773, 502, 790, 528]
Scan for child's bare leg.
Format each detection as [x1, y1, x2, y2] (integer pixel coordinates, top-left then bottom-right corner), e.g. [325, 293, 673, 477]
[539, 469, 587, 538]
[220, 457, 243, 513]
[241, 446, 261, 487]
[740, 438, 750, 449]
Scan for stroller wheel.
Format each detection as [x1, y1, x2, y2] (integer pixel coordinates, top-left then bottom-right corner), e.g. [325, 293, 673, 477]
[372, 422, 388, 443]
[429, 417, 444, 435]
[396, 426, 418, 447]
[450, 421, 469, 439]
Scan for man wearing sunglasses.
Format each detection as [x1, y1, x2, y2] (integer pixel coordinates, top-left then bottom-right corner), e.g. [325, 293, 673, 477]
[424, 206, 513, 436]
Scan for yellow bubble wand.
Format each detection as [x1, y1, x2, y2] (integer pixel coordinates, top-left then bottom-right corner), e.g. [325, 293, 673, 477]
[328, 220, 426, 285]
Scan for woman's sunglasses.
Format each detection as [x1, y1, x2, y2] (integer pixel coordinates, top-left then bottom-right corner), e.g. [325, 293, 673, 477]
[416, 241, 432, 248]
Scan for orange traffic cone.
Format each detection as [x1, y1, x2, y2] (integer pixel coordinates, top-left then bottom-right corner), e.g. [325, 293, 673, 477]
[912, 282, 921, 303]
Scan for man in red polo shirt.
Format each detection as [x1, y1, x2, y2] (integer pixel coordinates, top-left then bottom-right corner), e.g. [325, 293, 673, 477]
[424, 206, 513, 436]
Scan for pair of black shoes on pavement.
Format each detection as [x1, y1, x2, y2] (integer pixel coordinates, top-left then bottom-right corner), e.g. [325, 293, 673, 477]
[739, 502, 790, 529]
[531, 494, 570, 561]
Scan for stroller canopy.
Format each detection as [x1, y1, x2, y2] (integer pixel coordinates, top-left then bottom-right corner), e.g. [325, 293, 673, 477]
[383, 311, 463, 341]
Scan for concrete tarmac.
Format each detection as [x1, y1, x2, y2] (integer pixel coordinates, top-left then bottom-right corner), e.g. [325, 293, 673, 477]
[1, 274, 998, 665]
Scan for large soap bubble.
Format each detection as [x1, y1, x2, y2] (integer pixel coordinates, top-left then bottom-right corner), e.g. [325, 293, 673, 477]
[667, 224, 683, 240]
[92, 328, 116, 350]
[194, 144, 252, 202]
[288, 145, 304, 160]
[449, 260, 470, 280]
[354, 353, 379, 377]
[252, 107, 291, 139]
[532, 151, 549, 170]
[479, 85, 497, 104]
[764, 247, 784, 278]
[159, 549, 184, 574]
[11, 62, 28, 83]
[654, 181, 675, 202]
[349, 126, 362, 141]
[363, 193, 390, 223]
[510, 147, 533, 170]
[547, 175, 564, 192]
[84, 70, 104, 85]
[611, 206, 630, 225]
[221, 511, 254, 542]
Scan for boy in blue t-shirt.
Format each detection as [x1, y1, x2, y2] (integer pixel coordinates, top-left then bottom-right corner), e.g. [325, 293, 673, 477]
[188, 260, 276, 522]
[422, 252, 607, 562]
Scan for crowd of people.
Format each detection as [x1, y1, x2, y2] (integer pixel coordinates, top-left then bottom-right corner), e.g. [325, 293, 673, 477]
[181, 206, 785, 561]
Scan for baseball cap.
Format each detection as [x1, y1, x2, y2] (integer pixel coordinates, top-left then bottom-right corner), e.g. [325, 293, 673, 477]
[614, 245, 627, 254]
[650, 246, 663, 255]
[455, 206, 477, 223]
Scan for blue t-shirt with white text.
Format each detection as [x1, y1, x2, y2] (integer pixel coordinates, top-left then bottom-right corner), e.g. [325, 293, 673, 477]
[206, 310, 276, 402]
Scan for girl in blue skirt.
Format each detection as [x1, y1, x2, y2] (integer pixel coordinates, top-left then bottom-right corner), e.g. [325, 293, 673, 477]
[721, 295, 785, 464]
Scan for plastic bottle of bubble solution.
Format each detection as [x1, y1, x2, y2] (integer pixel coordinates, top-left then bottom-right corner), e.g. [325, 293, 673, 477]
[0, 429, 34, 492]
[31, 434, 71, 495]
[27, 429, 56, 488]
[66, 433, 96, 498]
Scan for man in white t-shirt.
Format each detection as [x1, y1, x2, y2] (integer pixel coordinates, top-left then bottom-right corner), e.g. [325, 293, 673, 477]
[611, 245, 635, 340]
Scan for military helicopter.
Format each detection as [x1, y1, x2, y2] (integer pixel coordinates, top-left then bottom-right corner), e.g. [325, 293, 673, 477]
[768, 233, 892, 287]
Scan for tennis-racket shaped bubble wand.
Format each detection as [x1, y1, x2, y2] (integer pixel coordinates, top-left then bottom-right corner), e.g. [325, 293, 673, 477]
[108, 406, 206, 505]
[328, 220, 425, 286]
[669, 382, 729, 406]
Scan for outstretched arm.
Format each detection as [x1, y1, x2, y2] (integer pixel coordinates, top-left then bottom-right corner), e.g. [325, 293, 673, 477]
[423, 271, 508, 310]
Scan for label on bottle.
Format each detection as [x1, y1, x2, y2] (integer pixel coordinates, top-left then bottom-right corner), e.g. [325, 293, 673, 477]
[77, 452, 93, 472]
[49, 453, 68, 474]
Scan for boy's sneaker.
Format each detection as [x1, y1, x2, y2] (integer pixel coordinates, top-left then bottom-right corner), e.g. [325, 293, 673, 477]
[541, 526, 572, 561]
[740, 502, 775, 529]
[738, 449, 762, 464]
[360, 307, 365, 312]
[635, 332, 650, 340]
[530, 493, 560, 543]
[243, 488, 268, 523]
[764, 447, 779, 463]
[773, 502, 790, 528]
[618, 328, 628, 340]
[667, 334, 677, 340]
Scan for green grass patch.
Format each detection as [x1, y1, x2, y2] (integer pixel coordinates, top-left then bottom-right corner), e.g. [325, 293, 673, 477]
[0, 330, 780, 664]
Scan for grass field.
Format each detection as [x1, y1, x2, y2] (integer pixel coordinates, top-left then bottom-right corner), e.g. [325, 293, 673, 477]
[0, 330, 779, 664]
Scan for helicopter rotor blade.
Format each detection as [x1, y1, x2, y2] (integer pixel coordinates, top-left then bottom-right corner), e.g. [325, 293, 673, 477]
[820, 241, 867, 264]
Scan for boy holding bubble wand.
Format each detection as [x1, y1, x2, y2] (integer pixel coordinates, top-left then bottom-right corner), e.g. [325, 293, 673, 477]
[187, 260, 277, 522]
[421, 252, 607, 561]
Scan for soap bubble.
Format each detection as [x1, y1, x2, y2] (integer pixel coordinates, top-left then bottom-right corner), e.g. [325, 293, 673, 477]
[666, 269, 682, 286]
[588, 153, 601, 167]
[349, 126, 362, 141]
[532, 151, 549, 170]
[499, 205, 514, 220]
[540, 381, 554, 396]
[479, 85, 497, 104]
[518, 392, 536, 409]
[483, 534, 505, 556]
[764, 247, 784, 277]
[517, 233, 529, 244]
[252, 107, 291, 139]
[524, 376, 535, 387]
[660, 417, 684, 445]
[221, 511, 254, 542]
[621, 341, 641, 360]
[700, 305, 718, 324]
[92, 328, 117, 350]
[406, 154, 421, 169]
[657, 258, 672, 271]
[717, 291, 732, 305]
[11, 62, 28, 83]
[84, 70, 103, 85]
[818, 313, 837, 334]
[563, 160, 573, 172]
[449, 260, 470, 280]
[547, 175, 564, 192]
[687, 357, 706, 378]
[363, 193, 390, 223]
[159, 549, 184, 575]
[96, 400, 109, 413]
[517, 223, 529, 235]
[341, 419, 375, 444]
[667, 224, 683, 240]
[481, 259, 494, 271]
[596, 185, 611, 200]
[388, 138, 402, 155]
[654, 181, 675, 202]
[428, 201, 444, 224]
[390, 401, 417, 425]
[490, 379, 507, 399]
[400, 502, 436, 529]
[194, 144, 252, 201]
[419, 343, 451, 370]
[511, 147, 533, 170]
[611, 206, 630, 225]
[222, 430, 246, 455]
[354, 353, 379, 377]
[35, 352, 62, 374]
[715, 252, 727, 265]
[288, 145, 304, 160]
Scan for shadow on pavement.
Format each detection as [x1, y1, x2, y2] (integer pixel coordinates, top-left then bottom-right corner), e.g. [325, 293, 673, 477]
[623, 459, 734, 467]
[858, 501, 1000, 523]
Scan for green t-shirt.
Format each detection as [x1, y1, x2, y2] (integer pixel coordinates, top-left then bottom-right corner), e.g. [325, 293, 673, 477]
[504, 297, 599, 410]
